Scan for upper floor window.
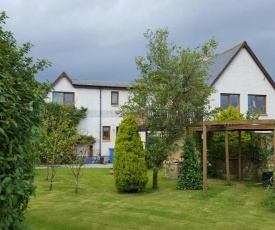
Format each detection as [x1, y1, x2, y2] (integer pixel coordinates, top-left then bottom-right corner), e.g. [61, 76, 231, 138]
[53, 92, 74, 106]
[220, 94, 240, 109]
[248, 95, 266, 114]
[103, 126, 111, 140]
[111, 91, 119, 106]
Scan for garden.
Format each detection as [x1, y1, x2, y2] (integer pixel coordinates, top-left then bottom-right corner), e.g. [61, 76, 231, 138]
[26, 168, 275, 230]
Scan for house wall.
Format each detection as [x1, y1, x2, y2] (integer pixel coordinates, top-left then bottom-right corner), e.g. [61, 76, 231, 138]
[47, 77, 129, 159]
[209, 48, 275, 119]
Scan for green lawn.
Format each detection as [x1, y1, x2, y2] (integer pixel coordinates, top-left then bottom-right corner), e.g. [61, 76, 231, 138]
[26, 168, 274, 230]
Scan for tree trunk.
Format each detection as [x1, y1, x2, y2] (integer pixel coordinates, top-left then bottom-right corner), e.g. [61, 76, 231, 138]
[152, 169, 158, 189]
[75, 178, 79, 194]
[45, 163, 49, 181]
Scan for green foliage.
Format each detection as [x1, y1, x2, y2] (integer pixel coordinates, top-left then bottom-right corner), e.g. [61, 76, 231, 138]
[262, 185, 275, 210]
[145, 135, 170, 169]
[207, 107, 250, 177]
[177, 135, 203, 190]
[39, 103, 94, 190]
[207, 107, 272, 179]
[0, 12, 51, 229]
[244, 110, 273, 179]
[145, 135, 170, 188]
[113, 115, 148, 192]
[118, 28, 217, 146]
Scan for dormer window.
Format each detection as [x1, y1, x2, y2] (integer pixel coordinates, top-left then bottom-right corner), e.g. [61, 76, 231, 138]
[53, 92, 74, 105]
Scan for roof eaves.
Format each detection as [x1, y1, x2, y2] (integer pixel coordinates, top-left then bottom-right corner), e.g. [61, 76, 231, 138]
[242, 42, 275, 89]
[52, 72, 73, 87]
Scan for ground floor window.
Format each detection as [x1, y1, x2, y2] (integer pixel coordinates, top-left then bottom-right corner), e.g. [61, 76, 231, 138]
[103, 126, 111, 140]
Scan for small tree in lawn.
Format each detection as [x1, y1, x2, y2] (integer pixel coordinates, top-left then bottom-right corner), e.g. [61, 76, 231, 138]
[177, 135, 203, 190]
[39, 103, 90, 190]
[114, 115, 148, 192]
[66, 135, 95, 193]
[145, 135, 170, 189]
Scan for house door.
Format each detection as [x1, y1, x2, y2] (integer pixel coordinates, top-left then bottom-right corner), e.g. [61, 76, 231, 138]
[88, 145, 93, 157]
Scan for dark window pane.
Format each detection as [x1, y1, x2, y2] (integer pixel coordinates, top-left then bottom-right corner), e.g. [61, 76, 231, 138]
[111, 92, 118, 105]
[230, 95, 239, 107]
[103, 126, 110, 140]
[53, 92, 62, 104]
[221, 95, 228, 109]
[248, 95, 256, 112]
[257, 96, 265, 113]
[64, 93, 74, 105]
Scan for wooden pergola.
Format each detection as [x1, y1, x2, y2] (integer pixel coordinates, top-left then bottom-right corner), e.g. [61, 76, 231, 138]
[189, 119, 275, 195]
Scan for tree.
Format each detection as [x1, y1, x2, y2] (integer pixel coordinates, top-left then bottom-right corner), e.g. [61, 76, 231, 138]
[66, 135, 95, 193]
[113, 115, 148, 192]
[177, 135, 203, 190]
[39, 103, 94, 191]
[145, 135, 170, 189]
[118, 28, 217, 154]
[0, 12, 50, 229]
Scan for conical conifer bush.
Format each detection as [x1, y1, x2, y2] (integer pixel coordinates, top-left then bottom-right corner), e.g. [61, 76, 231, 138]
[114, 115, 148, 192]
[177, 135, 203, 190]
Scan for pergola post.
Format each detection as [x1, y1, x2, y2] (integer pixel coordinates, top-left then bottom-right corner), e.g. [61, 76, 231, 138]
[203, 122, 207, 195]
[238, 131, 242, 180]
[225, 129, 230, 183]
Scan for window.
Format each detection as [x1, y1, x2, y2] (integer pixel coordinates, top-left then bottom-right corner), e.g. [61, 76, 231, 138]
[111, 91, 119, 105]
[220, 94, 240, 109]
[248, 95, 266, 114]
[53, 92, 74, 105]
[103, 126, 111, 140]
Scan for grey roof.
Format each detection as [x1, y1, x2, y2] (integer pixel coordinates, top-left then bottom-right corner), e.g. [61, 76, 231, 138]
[71, 79, 130, 88]
[205, 42, 243, 86]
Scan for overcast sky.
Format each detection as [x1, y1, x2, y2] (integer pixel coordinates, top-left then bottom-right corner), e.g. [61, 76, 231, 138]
[2, 0, 275, 83]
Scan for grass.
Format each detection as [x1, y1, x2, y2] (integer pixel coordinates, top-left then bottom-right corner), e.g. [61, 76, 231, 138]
[26, 168, 275, 230]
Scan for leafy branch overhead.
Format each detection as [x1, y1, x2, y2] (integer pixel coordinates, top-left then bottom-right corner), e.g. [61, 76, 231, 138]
[118, 28, 218, 145]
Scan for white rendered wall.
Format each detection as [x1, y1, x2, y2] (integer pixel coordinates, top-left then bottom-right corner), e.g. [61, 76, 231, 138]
[209, 48, 275, 119]
[47, 77, 129, 159]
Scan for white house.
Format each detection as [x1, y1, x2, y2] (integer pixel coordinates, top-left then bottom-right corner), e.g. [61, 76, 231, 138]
[207, 41, 275, 118]
[47, 41, 275, 162]
[46, 72, 130, 163]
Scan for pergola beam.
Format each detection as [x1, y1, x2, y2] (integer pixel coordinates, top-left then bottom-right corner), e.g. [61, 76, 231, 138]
[195, 119, 275, 195]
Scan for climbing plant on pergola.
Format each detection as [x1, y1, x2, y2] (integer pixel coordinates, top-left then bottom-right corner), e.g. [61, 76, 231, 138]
[189, 119, 275, 195]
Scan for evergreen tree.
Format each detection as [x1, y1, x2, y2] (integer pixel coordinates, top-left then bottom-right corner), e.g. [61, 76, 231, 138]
[114, 115, 148, 192]
[177, 135, 203, 190]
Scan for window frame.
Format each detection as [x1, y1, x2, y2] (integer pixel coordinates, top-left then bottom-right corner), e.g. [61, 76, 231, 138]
[102, 126, 111, 141]
[248, 94, 266, 114]
[220, 93, 240, 110]
[52, 92, 75, 106]
[111, 91, 119, 106]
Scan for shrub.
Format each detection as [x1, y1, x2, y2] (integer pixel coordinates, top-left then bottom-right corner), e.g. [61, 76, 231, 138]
[0, 12, 50, 229]
[114, 115, 148, 192]
[262, 185, 275, 210]
[177, 135, 203, 190]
